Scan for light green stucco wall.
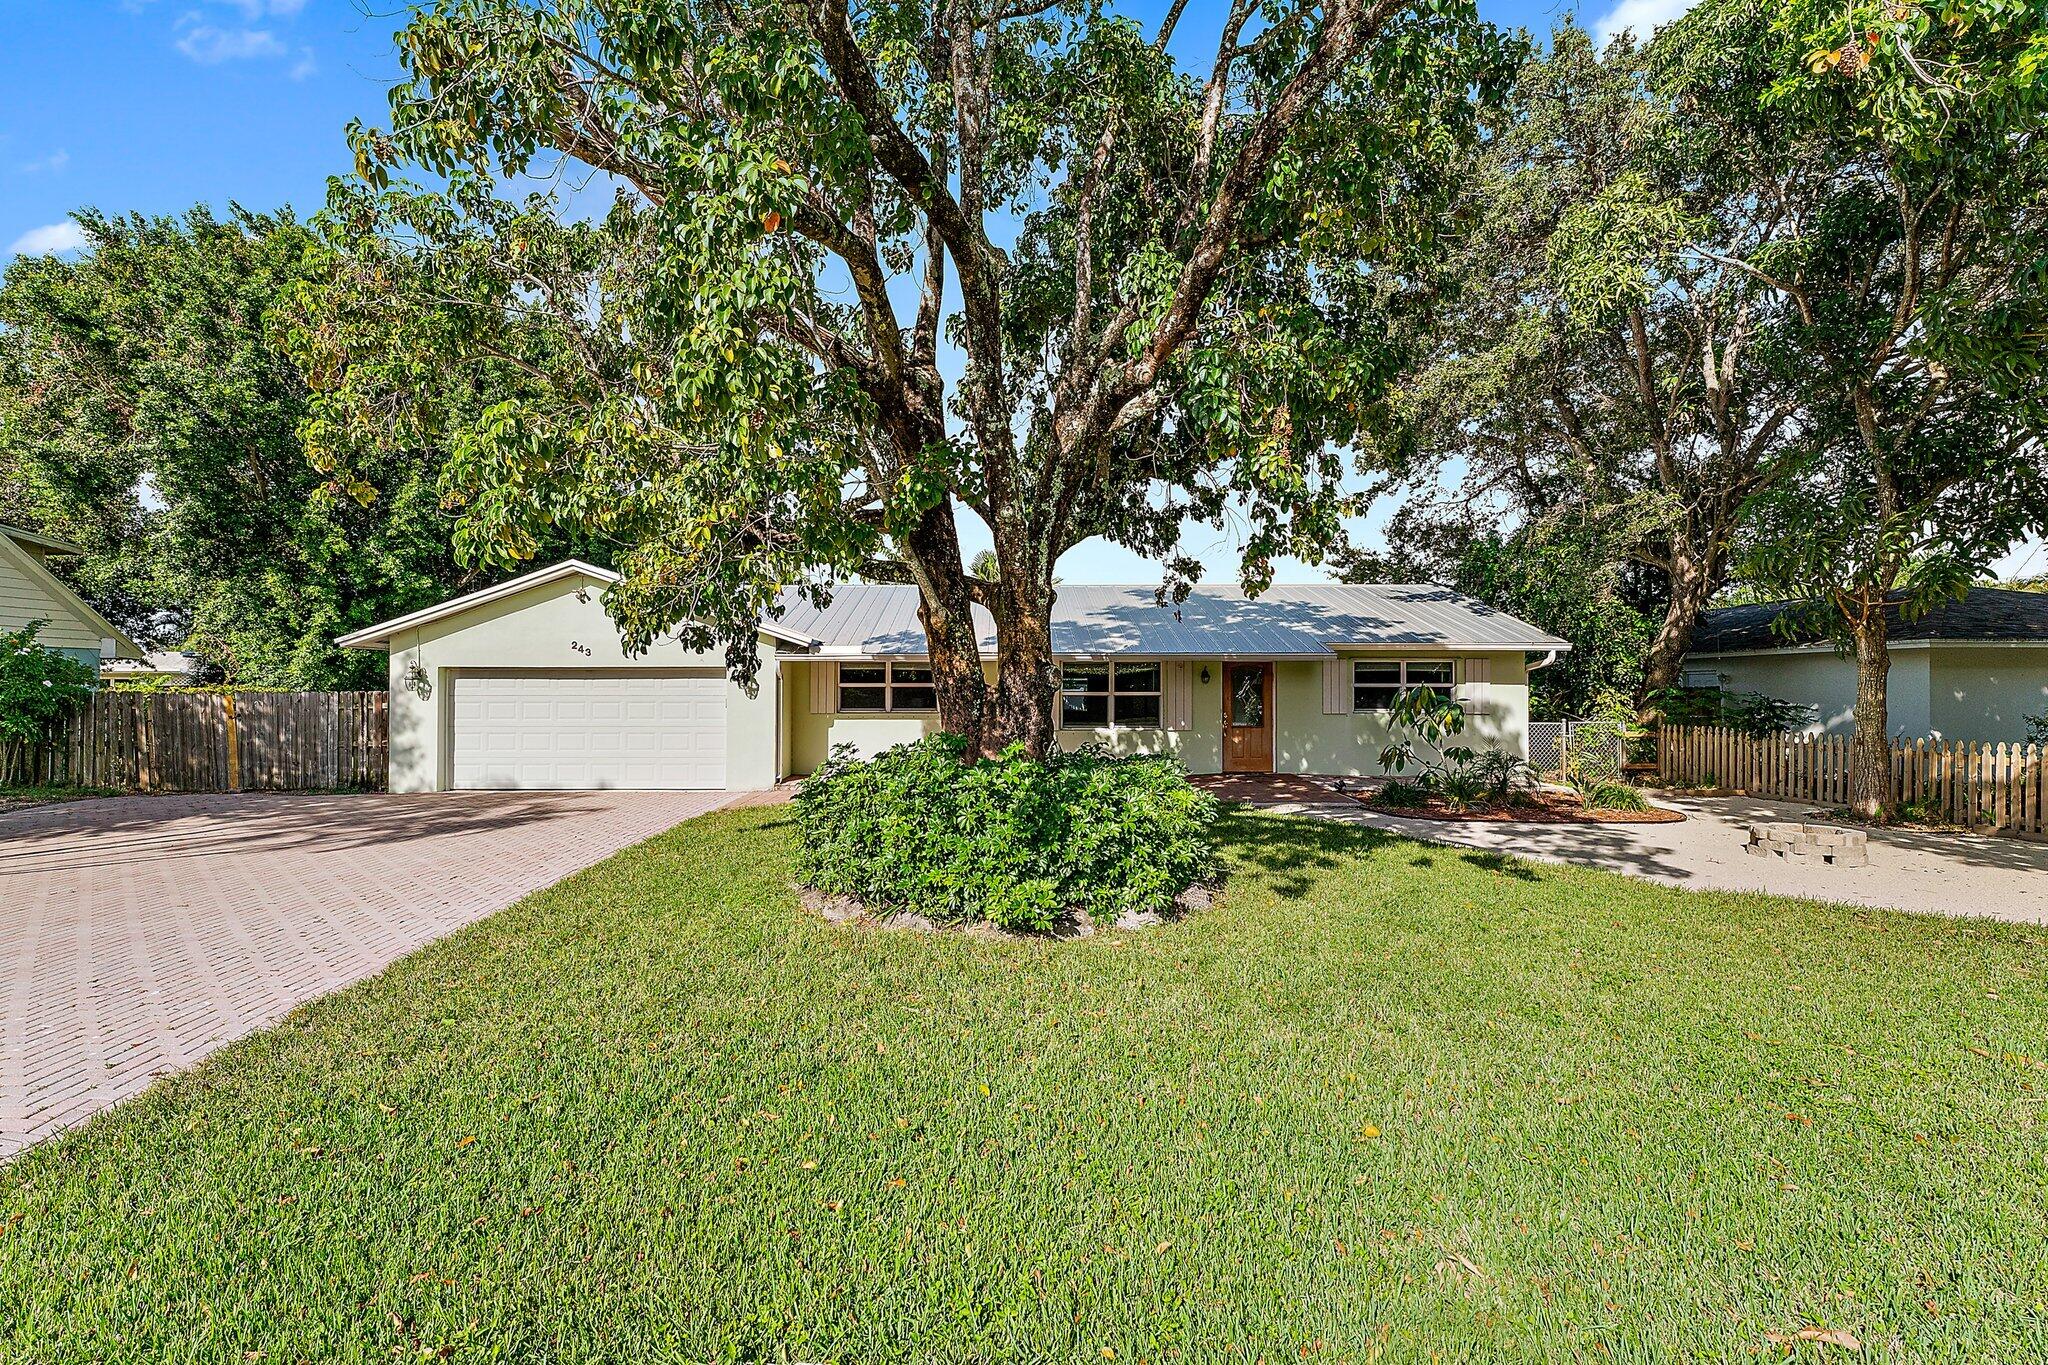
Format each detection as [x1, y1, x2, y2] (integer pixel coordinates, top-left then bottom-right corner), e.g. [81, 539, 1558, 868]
[1690, 648, 1934, 739]
[781, 651, 1532, 777]
[377, 570, 781, 792]
[1273, 653, 1530, 776]
[1928, 646, 2048, 742]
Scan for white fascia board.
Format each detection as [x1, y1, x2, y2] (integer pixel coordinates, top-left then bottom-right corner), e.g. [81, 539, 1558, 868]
[338, 557, 823, 651]
[335, 560, 620, 649]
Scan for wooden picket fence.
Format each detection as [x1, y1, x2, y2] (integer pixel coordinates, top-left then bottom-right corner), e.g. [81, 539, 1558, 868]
[5, 691, 387, 792]
[1659, 724, 2047, 836]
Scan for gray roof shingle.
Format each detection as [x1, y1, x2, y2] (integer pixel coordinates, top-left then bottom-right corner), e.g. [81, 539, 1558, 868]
[769, 583, 1569, 657]
[1691, 588, 2048, 654]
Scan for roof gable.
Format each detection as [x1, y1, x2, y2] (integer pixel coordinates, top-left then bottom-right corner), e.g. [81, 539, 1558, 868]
[0, 528, 143, 659]
[336, 559, 819, 649]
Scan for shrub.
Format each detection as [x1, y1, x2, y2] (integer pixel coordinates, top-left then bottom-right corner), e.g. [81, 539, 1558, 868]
[794, 734, 1219, 932]
[2, 621, 96, 785]
[1374, 778, 1432, 808]
[1649, 685, 1816, 739]
[1582, 781, 1651, 813]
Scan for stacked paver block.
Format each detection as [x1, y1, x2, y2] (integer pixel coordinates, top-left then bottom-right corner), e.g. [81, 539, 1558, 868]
[1745, 821, 1869, 868]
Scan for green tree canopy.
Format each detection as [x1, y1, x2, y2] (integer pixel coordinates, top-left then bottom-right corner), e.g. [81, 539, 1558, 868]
[0, 206, 575, 689]
[295, 0, 1519, 753]
[1712, 0, 2048, 813]
[1374, 20, 1819, 700]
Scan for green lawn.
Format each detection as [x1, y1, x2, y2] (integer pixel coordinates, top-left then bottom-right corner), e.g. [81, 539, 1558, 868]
[0, 782, 119, 811]
[4, 808, 2044, 1362]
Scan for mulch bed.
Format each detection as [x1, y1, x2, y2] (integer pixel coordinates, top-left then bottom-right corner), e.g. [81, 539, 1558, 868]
[1359, 790, 1686, 825]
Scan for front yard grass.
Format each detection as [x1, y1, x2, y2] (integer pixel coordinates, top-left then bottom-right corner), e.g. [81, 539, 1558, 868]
[0, 782, 119, 812]
[3, 807, 2044, 1361]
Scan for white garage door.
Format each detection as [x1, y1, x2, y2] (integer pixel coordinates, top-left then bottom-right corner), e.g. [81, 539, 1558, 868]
[451, 671, 727, 790]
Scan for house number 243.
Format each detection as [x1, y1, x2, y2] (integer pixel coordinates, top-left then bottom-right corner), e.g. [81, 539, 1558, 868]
[569, 641, 593, 657]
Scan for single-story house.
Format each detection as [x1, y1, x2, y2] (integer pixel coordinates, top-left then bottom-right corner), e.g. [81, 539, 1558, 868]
[0, 523, 143, 673]
[100, 651, 198, 685]
[336, 559, 1570, 793]
[1684, 588, 2048, 743]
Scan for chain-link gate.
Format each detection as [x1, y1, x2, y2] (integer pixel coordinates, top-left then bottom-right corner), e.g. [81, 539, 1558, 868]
[1529, 719, 1626, 779]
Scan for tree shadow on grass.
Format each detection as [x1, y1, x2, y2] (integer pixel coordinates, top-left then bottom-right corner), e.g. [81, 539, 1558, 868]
[1217, 807, 1556, 898]
[1453, 849, 1543, 882]
[1215, 808, 1394, 900]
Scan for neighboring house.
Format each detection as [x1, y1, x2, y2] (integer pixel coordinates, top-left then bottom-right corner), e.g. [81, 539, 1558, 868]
[0, 523, 143, 673]
[1685, 588, 2048, 743]
[338, 559, 1569, 793]
[100, 651, 198, 685]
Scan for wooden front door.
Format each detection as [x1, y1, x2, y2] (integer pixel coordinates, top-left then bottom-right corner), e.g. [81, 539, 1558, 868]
[1222, 662, 1274, 773]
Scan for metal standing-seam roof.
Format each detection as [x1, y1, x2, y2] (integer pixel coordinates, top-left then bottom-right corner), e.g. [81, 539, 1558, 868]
[770, 583, 1569, 658]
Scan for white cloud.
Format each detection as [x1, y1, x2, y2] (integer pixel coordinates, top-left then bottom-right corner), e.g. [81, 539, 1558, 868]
[6, 221, 88, 257]
[175, 22, 288, 63]
[19, 148, 70, 174]
[289, 46, 317, 81]
[1594, 0, 1700, 45]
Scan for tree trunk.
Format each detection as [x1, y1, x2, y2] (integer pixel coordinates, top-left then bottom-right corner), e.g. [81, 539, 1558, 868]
[1849, 605, 1892, 820]
[1640, 545, 1719, 698]
[902, 505, 987, 755]
[986, 578, 1058, 759]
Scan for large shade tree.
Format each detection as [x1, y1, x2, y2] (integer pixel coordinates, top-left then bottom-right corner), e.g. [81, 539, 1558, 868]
[1373, 22, 1813, 701]
[296, 0, 1516, 755]
[1714, 0, 2048, 815]
[0, 207, 554, 688]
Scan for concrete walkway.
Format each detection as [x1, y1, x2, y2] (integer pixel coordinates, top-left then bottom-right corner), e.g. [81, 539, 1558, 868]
[0, 790, 728, 1159]
[1240, 785, 2048, 925]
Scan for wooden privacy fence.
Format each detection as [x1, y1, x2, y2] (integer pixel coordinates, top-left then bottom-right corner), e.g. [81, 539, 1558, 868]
[1659, 725, 2047, 836]
[8, 691, 387, 792]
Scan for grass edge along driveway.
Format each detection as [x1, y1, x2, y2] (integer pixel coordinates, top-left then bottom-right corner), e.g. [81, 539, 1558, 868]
[3, 806, 2044, 1362]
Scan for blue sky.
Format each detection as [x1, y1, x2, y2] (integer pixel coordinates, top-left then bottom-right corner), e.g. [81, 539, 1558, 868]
[25, 0, 2038, 590]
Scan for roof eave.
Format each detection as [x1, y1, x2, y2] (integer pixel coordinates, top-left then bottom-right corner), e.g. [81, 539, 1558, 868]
[336, 558, 825, 651]
[336, 559, 621, 649]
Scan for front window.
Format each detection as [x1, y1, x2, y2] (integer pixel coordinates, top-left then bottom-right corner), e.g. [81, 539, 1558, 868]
[1353, 659, 1454, 712]
[1061, 661, 1162, 729]
[838, 661, 937, 713]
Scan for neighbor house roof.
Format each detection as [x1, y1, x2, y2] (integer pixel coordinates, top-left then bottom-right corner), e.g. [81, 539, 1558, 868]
[1691, 588, 2048, 655]
[335, 559, 821, 649]
[0, 524, 145, 660]
[101, 650, 197, 680]
[0, 522, 85, 560]
[771, 582, 1571, 659]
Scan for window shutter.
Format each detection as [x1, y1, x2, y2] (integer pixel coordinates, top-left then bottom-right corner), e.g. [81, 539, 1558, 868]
[1165, 661, 1192, 732]
[1460, 657, 1490, 712]
[810, 661, 838, 715]
[1323, 658, 1348, 714]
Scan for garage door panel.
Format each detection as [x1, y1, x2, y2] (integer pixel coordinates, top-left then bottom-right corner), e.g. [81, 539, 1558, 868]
[452, 672, 726, 790]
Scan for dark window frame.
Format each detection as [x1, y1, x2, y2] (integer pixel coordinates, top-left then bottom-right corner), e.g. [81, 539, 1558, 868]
[1352, 658, 1456, 713]
[838, 661, 939, 713]
[1059, 660, 1164, 731]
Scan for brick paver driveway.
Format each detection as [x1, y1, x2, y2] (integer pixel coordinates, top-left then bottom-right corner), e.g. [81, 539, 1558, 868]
[0, 790, 729, 1159]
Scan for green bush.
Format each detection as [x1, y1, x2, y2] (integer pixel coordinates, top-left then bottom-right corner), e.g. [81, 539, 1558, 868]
[1374, 778, 1433, 808]
[794, 734, 1219, 932]
[1582, 781, 1652, 813]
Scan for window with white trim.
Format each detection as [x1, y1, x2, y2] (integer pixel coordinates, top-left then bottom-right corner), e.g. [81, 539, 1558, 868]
[1352, 659, 1453, 712]
[837, 662, 937, 713]
[1060, 661, 1162, 728]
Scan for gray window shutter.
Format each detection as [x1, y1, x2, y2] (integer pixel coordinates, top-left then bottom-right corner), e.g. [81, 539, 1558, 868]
[1323, 658, 1348, 714]
[810, 661, 838, 715]
[1166, 661, 1192, 731]
[1460, 657, 1489, 712]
